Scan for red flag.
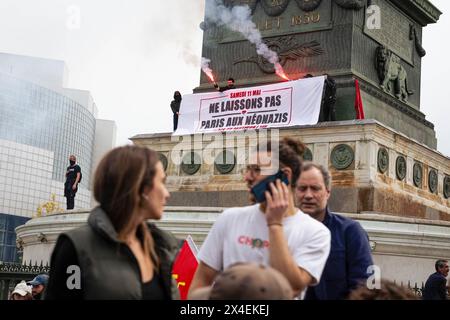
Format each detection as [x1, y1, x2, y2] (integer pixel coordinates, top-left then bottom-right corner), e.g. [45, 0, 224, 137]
[171, 236, 199, 300]
[354, 79, 365, 120]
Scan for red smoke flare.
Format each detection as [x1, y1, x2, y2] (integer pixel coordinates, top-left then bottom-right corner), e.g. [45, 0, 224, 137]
[203, 70, 215, 83]
[274, 63, 290, 81]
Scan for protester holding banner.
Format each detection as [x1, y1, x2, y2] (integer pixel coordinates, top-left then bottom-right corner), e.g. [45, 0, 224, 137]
[175, 77, 325, 135]
[214, 77, 235, 92]
[46, 145, 182, 300]
[189, 138, 331, 299]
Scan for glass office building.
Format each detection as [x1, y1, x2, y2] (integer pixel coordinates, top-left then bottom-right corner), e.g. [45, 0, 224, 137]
[0, 73, 96, 188]
[0, 213, 29, 263]
[0, 53, 115, 263]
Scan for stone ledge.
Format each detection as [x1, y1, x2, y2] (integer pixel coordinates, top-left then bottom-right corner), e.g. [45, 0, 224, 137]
[390, 0, 442, 25]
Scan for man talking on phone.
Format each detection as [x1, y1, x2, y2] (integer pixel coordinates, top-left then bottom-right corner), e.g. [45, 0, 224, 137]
[190, 138, 331, 299]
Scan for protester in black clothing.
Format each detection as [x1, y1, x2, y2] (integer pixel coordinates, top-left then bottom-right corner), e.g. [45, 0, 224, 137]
[320, 74, 337, 122]
[303, 74, 337, 122]
[64, 155, 81, 210]
[46, 145, 181, 300]
[214, 77, 235, 92]
[170, 91, 182, 131]
[423, 259, 449, 300]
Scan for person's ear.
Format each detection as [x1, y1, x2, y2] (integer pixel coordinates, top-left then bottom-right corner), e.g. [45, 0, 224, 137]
[281, 167, 292, 184]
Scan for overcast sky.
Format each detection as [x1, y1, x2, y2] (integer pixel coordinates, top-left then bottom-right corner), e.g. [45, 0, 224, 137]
[0, 0, 448, 156]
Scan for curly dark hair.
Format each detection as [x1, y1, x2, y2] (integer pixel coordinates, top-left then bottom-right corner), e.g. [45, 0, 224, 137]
[256, 137, 305, 187]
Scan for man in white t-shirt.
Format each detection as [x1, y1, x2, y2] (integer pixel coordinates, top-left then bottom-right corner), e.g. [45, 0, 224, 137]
[189, 138, 331, 298]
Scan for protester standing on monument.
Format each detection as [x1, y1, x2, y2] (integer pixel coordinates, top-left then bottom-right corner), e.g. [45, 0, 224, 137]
[46, 145, 182, 300]
[170, 91, 182, 131]
[319, 74, 337, 122]
[423, 259, 449, 300]
[64, 155, 81, 210]
[189, 138, 331, 299]
[214, 77, 235, 92]
[295, 163, 373, 300]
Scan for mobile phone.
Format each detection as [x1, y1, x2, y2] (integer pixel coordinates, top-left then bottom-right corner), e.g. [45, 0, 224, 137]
[250, 170, 289, 203]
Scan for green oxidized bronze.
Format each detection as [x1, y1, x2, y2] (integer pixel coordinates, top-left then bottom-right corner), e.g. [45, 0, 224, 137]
[224, 0, 258, 13]
[413, 162, 423, 188]
[234, 37, 323, 74]
[377, 147, 389, 174]
[428, 169, 438, 193]
[444, 176, 450, 199]
[331, 144, 354, 170]
[303, 148, 313, 162]
[295, 0, 322, 11]
[181, 152, 201, 175]
[334, 0, 365, 10]
[376, 46, 414, 103]
[158, 153, 168, 171]
[215, 150, 236, 174]
[261, 0, 290, 16]
[396, 156, 407, 181]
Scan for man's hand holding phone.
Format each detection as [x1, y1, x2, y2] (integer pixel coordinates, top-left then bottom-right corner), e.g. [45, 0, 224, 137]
[265, 179, 289, 226]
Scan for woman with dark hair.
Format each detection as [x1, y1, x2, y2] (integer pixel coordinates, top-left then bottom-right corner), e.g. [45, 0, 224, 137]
[46, 145, 181, 300]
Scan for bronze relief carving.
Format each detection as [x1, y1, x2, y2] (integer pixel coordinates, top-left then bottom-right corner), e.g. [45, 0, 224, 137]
[331, 144, 354, 170]
[396, 156, 407, 181]
[428, 169, 438, 194]
[181, 152, 202, 175]
[261, 0, 290, 17]
[444, 176, 450, 199]
[158, 153, 168, 172]
[223, 0, 259, 14]
[413, 162, 423, 188]
[214, 150, 236, 174]
[303, 148, 313, 161]
[234, 36, 324, 73]
[375, 46, 414, 103]
[295, 0, 322, 12]
[377, 147, 389, 174]
[334, 0, 365, 10]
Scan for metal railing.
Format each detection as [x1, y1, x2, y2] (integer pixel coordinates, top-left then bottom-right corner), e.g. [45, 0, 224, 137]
[397, 281, 425, 297]
[0, 261, 49, 300]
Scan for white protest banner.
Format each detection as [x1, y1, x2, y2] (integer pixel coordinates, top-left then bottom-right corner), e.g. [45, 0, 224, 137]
[174, 76, 325, 135]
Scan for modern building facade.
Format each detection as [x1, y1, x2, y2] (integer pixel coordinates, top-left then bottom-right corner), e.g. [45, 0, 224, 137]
[0, 52, 116, 262]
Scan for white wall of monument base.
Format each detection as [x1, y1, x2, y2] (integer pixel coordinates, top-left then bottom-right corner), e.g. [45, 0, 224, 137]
[15, 207, 450, 285]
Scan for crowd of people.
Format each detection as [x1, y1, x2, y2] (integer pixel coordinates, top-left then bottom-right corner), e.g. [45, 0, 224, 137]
[9, 274, 48, 300]
[7, 139, 447, 300]
[9, 74, 449, 299]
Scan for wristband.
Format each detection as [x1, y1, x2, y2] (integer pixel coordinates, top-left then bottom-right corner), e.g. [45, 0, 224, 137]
[267, 222, 283, 227]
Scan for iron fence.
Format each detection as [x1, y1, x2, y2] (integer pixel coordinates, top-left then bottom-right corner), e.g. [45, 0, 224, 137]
[0, 261, 49, 300]
[397, 280, 425, 297]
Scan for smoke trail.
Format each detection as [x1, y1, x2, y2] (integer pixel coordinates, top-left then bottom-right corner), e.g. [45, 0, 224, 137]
[181, 43, 201, 68]
[201, 57, 215, 82]
[205, 0, 289, 80]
